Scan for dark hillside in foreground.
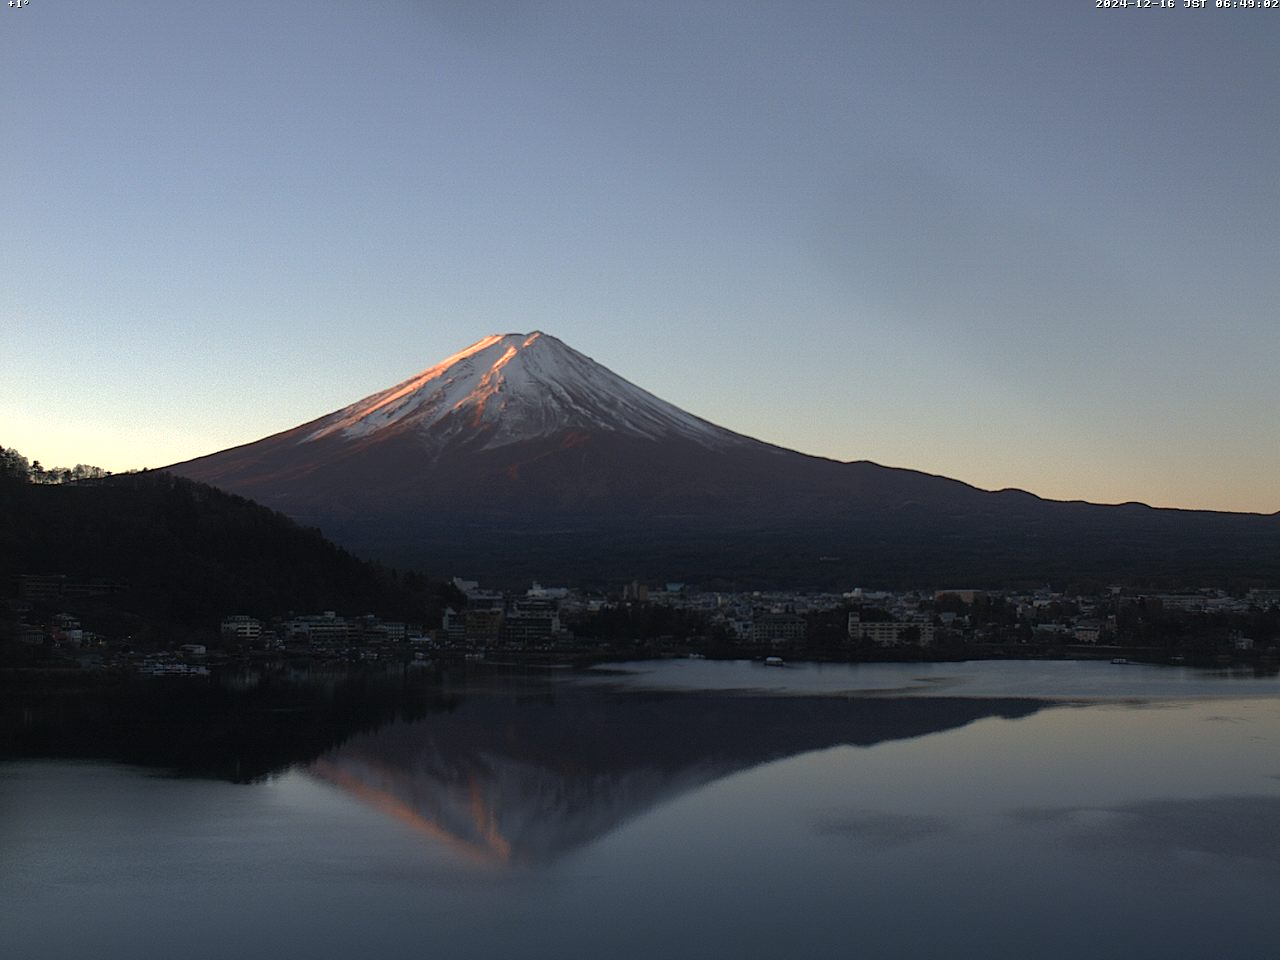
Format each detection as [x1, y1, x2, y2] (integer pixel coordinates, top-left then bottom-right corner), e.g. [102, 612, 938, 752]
[0, 471, 451, 637]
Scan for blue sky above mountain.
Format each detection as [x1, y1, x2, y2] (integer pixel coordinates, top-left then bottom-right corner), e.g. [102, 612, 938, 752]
[2, 1, 1276, 511]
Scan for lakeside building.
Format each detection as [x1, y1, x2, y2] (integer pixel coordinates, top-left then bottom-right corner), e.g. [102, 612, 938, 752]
[442, 585, 569, 646]
[622, 581, 649, 602]
[50, 613, 83, 647]
[751, 612, 808, 646]
[284, 611, 354, 645]
[848, 613, 935, 647]
[1072, 620, 1104, 643]
[503, 596, 564, 644]
[442, 607, 503, 644]
[353, 614, 407, 643]
[221, 615, 262, 642]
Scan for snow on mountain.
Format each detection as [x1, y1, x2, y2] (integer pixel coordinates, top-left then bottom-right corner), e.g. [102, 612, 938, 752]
[303, 331, 750, 451]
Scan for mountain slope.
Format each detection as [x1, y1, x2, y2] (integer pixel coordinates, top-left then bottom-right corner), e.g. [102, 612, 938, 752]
[167, 332, 1280, 588]
[169, 331, 990, 518]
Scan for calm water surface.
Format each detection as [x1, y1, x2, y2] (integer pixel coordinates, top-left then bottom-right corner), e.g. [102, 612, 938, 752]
[3, 660, 1279, 959]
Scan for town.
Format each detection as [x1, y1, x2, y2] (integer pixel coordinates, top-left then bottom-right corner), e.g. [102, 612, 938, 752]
[5, 571, 1279, 674]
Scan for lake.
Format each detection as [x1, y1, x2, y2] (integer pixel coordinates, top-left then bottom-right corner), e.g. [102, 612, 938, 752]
[3, 659, 1279, 959]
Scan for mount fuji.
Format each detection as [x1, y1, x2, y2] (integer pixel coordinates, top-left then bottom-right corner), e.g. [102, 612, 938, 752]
[167, 332, 1280, 587]
[301, 331, 753, 453]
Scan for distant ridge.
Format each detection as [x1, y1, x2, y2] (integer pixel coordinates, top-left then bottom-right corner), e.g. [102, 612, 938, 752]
[167, 333, 1280, 588]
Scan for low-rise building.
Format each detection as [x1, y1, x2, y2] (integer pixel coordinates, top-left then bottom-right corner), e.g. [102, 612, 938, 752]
[751, 612, 807, 646]
[848, 614, 935, 647]
[221, 615, 262, 642]
[1072, 620, 1103, 643]
[503, 597, 562, 644]
[283, 611, 352, 645]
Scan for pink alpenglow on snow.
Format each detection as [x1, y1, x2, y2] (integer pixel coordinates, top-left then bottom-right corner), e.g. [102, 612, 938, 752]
[304, 332, 750, 452]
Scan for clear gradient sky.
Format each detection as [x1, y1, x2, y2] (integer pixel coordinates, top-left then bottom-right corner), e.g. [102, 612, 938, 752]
[3, 1, 1277, 512]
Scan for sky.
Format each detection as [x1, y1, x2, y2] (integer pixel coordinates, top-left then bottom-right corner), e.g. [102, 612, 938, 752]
[3, 0, 1277, 513]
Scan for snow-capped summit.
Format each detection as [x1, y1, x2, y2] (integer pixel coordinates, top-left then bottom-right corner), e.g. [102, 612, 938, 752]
[304, 331, 747, 451]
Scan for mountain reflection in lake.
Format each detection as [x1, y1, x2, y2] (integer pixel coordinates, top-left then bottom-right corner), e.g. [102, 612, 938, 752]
[307, 684, 1040, 866]
[3, 660, 1280, 960]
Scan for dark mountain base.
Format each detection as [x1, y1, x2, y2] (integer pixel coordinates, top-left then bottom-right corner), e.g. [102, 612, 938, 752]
[325, 507, 1280, 591]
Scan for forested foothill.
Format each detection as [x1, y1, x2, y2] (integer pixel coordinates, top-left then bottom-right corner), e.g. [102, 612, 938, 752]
[0, 445, 456, 661]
